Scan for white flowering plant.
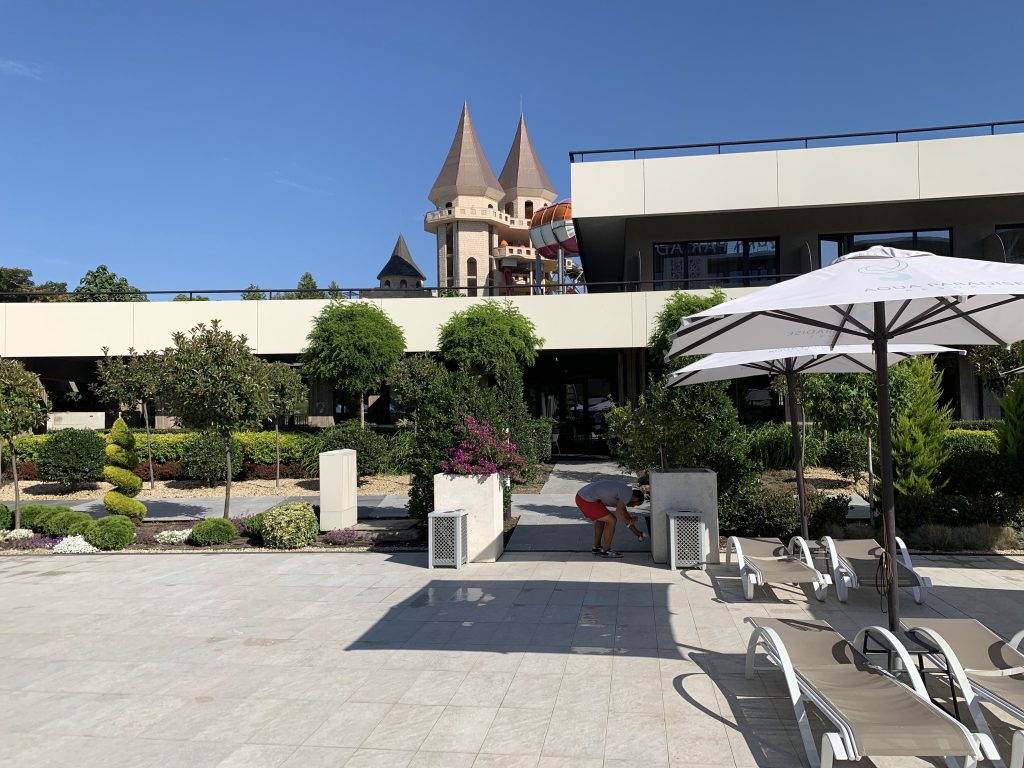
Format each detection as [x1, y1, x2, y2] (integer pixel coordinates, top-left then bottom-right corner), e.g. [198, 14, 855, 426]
[154, 528, 192, 545]
[52, 535, 99, 554]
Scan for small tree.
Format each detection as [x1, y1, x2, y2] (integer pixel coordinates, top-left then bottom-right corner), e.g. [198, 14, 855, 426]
[303, 302, 405, 428]
[648, 288, 727, 365]
[241, 284, 266, 301]
[72, 265, 147, 302]
[162, 321, 271, 517]
[280, 272, 326, 300]
[92, 348, 164, 490]
[172, 294, 210, 301]
[0, 360, 48, 527]
[997, 379, 1024, 491]
[0, 266, 67, 302]
[265, 362, 308, 487]
[891, 356, 952, 498]
[438, 300, 543, 381]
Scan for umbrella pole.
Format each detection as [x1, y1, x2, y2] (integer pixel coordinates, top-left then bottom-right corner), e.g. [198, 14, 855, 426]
[873, 301, 900, 631]
[785, 365, 809, 541]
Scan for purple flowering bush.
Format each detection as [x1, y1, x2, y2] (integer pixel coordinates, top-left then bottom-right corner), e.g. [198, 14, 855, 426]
[323, 528, 358, 546]
[0, 534, 60, 551]
[440, 415, 526, 481]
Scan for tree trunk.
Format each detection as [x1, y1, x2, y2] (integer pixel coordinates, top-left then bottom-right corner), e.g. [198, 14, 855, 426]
[224, 439, 232, 519]
[275, 420, 281, 489]
[360, 393, 365, 429]
[143, 400, 155, 491]
[11, 442, 21, 530]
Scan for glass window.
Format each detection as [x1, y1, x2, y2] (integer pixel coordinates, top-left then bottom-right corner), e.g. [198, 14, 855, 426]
[996, 225, 1024, 264]
[819, 237, 841, 269]
[820, 229, 952, 268]
[851, 231, 914, 251]
[653, 238, 779, 289]
[916, 230, 951, 256]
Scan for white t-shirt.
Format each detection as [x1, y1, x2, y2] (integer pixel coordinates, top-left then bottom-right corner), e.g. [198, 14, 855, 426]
[578, 480, 633, 507]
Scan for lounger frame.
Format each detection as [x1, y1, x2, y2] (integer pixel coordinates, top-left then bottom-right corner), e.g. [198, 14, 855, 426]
[745, 618, 997, 768]
[820, 535, 932, 604]
[725, 535, 828, 601]
[905, 622, 1024, 768]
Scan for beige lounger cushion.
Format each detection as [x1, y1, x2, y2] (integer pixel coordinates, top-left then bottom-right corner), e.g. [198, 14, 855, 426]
[834, 538, 921, 587]
[909, 618, 1024, 709]
[738, 538, 821, 585]
[753, 618, 977, 758]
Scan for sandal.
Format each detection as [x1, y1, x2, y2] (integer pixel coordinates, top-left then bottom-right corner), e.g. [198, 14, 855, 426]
[600, 549, 623, 558]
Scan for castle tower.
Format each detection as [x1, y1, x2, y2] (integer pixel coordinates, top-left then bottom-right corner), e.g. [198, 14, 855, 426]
[498, 114, 557, 221]
[376, 234, 426, 291]
[425, 103, 503, 295]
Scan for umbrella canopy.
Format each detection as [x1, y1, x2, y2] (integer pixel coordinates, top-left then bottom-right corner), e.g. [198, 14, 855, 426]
[668, 344, 955, 387]
[667, 246, 1024, 630]
[669, 344, 959, 541]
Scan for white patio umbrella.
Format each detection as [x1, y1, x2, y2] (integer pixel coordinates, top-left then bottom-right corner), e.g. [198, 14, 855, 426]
[668, 344, 958, 542]
[667, 246, 1024, 629]
[1002, 365, 1024, 377]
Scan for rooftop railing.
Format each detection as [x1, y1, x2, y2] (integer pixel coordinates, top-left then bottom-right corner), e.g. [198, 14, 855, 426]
[0, 273, 801, 303]
[569, 119, 1024, 163]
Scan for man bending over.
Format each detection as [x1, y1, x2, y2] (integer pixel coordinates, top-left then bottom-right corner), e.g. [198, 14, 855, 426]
[575, 479, 645, 558]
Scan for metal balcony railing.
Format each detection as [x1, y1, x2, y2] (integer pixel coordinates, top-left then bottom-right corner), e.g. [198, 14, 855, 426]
[570, 119, 1024, 163]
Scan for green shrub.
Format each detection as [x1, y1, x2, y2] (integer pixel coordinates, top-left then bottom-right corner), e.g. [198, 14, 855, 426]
[0, 503, 10, 531]
[746, 423, 793, 470]
[526, 418, 555, 466]
[102, 491, 147, 521]
[891, 357, 952, 497]
[998, 381, 1024, 494]
[379, 429, 415, 474]
[84, 515, 136, 550]
[822, 431, 869, 479]
[103, 465, 143, 495]
[908, 523, 1021, 552]
[36, 428, 105, 488]
[146, 433, 191, 463]
[936, 430, 1004, 496]
[242, 511, 266, 539]
[104, 442, 138, 468]
[188, 518, 237, 546]
[41, 509, 93, 537]
[302, 423, 387, 477]
[11, 434, 48, 462]
[182, 432, 245, 485]
[234, 431, 311, 465]
[950, 419, 1003, 431]
[896, 494, 1024, 531]
[20, 504, 56, 532]
[720, 486, 850, 539]
[260, 502, 319, 549]
[36, 506, 74, 536]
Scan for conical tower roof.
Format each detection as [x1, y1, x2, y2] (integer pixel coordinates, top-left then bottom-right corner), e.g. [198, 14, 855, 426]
[429, 103, 503, 205]
[376, 234, 425, 280]
[499, 114, 556, 202]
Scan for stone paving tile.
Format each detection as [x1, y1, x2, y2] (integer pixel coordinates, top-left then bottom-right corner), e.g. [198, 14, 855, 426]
[2, 548, 1023, 767]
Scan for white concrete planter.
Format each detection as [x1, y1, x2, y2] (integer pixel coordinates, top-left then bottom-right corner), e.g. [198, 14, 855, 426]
[433, 473, 504, 563]
[319, 449, 357, 532]
[650, 468, 719, 565]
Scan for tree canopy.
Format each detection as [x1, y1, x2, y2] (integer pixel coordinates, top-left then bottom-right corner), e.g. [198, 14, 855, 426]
[649, 288, 727, 365]
[92, 347, 163, 417]
[73, 265, 147, 302]
[302, 302, 405, 426]
[265, 362, 307, 422]
[241, 284, 266, 301]
[0, 359, 49, 525]
[438, 300, 542, 380]
[172, 294, 210, 301]
[967, 342, 1024, 398]
[0, 266, 67, 302]
[162, 320, 270, 516]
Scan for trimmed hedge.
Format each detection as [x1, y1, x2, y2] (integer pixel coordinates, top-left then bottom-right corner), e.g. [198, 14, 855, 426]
[950, 419, 1003, 431]
[20, 504, 57, 532]
[84, 515, 136, 550]
[721, 486, 851, 539]
[189, 518, 237, 546]
[302, 423, 388, 477]
[261, 502, 319, 549]
[896, 494, 1024, 531]
[0, 503, 10, 531]
[41, 509, 93, 537]
[181, 433, 245, 485]
[37, 429, 105, 487]
[935, 430, 1005, 496]
[103, 465, 143, 496]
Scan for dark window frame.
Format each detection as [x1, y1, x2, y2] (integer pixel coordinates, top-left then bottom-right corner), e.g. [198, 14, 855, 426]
[817, 227, 954, 268]
[652, 236, 780, 289]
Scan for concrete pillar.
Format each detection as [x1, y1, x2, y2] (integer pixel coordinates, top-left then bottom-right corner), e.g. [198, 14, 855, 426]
[650, 468, 719, 565]
[433, 473, 504, 562]
[319, 449, 357, 531]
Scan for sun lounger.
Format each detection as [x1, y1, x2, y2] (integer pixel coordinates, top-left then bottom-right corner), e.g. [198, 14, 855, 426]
[725, 536, 828, 601]
[820, 535, 932, 604]
[745, 617, 998, 768]
[903, 618, 1024, 768]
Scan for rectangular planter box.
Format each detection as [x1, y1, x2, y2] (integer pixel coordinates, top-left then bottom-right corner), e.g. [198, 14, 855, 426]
[650, 468, 719, 565]
[433, 473, 504, 563]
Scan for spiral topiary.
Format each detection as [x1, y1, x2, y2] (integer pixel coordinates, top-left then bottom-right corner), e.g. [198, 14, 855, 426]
[103, 417, 147, 521]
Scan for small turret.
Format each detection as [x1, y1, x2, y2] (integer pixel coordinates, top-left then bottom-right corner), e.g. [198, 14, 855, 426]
[428, 103, 504, 206]
[498, 114, 557, 219]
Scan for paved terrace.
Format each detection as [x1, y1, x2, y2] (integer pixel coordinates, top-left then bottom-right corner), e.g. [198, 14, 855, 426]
[2, 549, 1023, 767]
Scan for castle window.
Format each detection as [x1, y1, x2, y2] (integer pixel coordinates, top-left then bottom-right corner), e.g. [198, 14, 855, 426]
[504, 202, 514, 216]
[524, 201, 534, 218]
[400, 280, 407, 289]
[384, 280, 391, 287]
[445, 202, 452, 208]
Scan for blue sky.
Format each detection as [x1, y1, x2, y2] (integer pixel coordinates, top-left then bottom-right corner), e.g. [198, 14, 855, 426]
[2, 1, 1023, 295]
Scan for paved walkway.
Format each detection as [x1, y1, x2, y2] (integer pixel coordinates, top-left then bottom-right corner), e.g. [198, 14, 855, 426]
[2, 548, 1022, 767]
[508, 459, 647, 552]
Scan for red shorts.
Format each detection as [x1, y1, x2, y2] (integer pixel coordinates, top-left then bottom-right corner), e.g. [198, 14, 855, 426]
[576, 492, 611, 522]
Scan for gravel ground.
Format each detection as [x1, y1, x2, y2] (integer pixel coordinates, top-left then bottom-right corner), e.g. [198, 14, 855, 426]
[0, 474, 411, 501]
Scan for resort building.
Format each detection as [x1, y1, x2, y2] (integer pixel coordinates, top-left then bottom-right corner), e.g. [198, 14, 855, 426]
[7, 120, 1024, 446]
